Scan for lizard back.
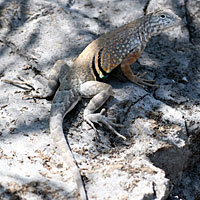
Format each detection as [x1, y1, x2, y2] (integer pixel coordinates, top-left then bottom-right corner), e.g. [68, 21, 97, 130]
[72, 8, 181, 85]
[73, 17, 148, 83]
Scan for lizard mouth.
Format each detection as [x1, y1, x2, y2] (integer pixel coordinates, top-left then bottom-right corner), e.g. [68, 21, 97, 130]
[164, 16, 183, 31]
[164, 26, 179, 32]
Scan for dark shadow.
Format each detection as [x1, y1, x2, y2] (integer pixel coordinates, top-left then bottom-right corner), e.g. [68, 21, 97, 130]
[2, 117, 49, 139]
[0, 183, 22, 200]
[23, 28, 40, 52]
[0, 0, 116, 73]
[1, 0, 198, 144]
[1, 1, 200, 199]
[0, 175, 74, 200]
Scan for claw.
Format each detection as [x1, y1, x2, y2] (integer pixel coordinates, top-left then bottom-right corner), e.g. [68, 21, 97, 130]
[133, 72, 159, 87]
[99, 118, 126, 140]
[85, 118, 101, 140]
[138, 71, 147, 78]
[84, 113, 126, 140]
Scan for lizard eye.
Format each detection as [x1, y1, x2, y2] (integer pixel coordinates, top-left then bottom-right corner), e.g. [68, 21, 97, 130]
[160, 14, 166, 19]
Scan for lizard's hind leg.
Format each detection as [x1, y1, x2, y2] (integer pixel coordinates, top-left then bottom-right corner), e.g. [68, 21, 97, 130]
[2, 60, 71, 99]
[80, 81, 126, 140]
[33, 60, 71, 98]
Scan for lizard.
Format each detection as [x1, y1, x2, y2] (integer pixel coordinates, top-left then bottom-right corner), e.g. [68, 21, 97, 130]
[2, 8, 182, 200]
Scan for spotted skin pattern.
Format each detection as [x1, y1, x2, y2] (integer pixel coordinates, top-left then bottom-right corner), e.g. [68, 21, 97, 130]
[31, 9, 183, 200]
[2, 8, 182, 200]
[49, 8, 182, 200]
[73, 9, 181, 87]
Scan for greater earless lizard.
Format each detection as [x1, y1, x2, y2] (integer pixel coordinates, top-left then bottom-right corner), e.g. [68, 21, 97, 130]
[3, 8, 182, 200]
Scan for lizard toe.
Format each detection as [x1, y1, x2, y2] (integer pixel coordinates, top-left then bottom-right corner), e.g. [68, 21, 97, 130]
[84, 113, 126, 140]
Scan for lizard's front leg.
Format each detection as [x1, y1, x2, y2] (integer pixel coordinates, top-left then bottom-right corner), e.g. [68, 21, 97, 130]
[80, 81, 125, 140]
[120, 51, 157, 87]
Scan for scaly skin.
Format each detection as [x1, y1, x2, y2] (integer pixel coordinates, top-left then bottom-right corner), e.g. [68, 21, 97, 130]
[48, 9, 181, 200]
[73, 8, 181, 86]
[2, 8, 182, 200]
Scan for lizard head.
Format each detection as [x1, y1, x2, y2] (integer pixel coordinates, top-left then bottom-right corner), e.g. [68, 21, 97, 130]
[148, 8, 182, 36]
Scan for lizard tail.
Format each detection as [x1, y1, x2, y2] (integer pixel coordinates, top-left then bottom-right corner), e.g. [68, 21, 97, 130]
[49, 91, 88, 200]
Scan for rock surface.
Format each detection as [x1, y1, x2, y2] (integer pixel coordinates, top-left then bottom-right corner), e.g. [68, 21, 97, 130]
[0, 0, 200, 199]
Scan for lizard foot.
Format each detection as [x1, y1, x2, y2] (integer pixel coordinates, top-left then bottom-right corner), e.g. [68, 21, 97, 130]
[84, 109, 126, 140]
[133, 72, 159, 87]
